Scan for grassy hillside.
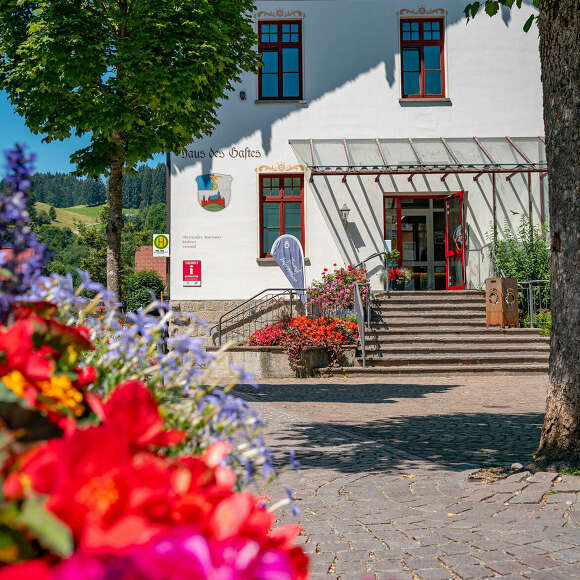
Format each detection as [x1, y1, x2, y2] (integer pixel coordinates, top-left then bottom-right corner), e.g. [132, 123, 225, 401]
[35, 204, 139, 229]
[35, 202, 99, 229]
[66, 205, 103, 220]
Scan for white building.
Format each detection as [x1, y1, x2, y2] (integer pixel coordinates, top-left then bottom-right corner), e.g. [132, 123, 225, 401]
[169, 1, 546, 324]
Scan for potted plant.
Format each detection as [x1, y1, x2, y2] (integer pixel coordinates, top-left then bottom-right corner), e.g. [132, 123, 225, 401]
[386, 267, 410, 290]
[386, 248, 400, 268]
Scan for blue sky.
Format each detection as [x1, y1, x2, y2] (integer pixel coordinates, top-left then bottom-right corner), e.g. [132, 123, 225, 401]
[1, 91, 163, 174]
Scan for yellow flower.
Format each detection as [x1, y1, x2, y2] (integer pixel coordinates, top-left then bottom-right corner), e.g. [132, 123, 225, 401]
[1, 370, 28, 396]
[38, 375, 84, 417]
[1, 371, 84, 417]
[0, 543, 19, 564]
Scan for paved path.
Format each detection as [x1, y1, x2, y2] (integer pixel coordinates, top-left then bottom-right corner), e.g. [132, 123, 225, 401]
[234, 375, 580, 580]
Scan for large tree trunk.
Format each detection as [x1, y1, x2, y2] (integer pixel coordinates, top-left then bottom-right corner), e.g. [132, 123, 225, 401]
[106, 131, 124, 297]
[536, 0, 580, 465]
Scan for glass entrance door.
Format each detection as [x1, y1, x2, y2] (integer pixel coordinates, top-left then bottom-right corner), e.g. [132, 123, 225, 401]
[444, 192, 466, 290]
[384, 196, 448, 290]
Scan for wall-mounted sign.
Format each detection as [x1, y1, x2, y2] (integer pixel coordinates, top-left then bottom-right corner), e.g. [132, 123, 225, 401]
[182, 260, 201, 287]
[153, 234, 170, 257]
[196, 173, 233, 212]
[180, 146, 262, 160]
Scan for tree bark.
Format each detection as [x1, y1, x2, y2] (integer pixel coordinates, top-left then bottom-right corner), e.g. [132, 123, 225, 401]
[106, 131, 124, 297]
[536, 0, 580, 465]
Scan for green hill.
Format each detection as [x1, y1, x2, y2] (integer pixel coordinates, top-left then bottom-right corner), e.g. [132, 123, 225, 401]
[35, 202, 99, 229]
[35, 203, 139, 229]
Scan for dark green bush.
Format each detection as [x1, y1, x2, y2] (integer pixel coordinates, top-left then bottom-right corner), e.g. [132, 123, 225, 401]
[123, 270, 165, 312]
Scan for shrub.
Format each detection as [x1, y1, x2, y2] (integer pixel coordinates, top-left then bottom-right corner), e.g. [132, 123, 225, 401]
[308, 264, 369, 313]
[523, 308, 551, 336]
[489, 217, 550, 281]
[123, 270, 165, 311]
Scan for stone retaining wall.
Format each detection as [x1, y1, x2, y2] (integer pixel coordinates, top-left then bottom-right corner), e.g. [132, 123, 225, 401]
[205, 345, 357, 379]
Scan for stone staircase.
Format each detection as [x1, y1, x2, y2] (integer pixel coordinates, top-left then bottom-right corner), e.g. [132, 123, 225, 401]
[331, 290, 549, 375]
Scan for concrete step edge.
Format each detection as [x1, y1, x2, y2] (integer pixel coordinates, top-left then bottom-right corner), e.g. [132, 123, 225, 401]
[324, 364, 548, 375]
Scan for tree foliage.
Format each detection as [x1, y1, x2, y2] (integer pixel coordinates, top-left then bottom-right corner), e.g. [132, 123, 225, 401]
[0, 1, 259, 175]
[464, 0, 539, 31]
[0, 0, 259, 294]
[31, 173, 106, 208]
[30, 164, 165, 209]
[122, 164, 166, 208]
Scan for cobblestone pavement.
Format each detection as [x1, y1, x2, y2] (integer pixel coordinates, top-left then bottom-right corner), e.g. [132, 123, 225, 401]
[234, 375, 580, 580]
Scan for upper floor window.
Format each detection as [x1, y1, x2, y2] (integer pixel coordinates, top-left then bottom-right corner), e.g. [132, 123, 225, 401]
[400, 19, 445, 98]
[258, 20, 302, 100]
[260, 174, 304, 256]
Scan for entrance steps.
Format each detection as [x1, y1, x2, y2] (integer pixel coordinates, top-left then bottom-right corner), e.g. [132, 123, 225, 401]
[328, 290, 549, 376]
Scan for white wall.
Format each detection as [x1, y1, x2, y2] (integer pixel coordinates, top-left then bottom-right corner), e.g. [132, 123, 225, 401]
[170, 0, 543, 300]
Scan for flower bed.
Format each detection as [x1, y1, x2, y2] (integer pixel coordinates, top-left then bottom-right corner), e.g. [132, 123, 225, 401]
[307, 264, 369, 313]
[248, 316, 358, 376]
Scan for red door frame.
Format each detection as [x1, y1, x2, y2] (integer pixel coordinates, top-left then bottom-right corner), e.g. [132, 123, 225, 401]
[443, 191, 466, 290]
[383, 193, 466, 289]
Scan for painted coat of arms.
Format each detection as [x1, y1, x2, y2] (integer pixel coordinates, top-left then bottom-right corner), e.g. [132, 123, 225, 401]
[195, 173, 233, 212]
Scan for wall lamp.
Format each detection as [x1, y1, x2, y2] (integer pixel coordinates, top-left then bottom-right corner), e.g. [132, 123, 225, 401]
[340, 203, 351, 224]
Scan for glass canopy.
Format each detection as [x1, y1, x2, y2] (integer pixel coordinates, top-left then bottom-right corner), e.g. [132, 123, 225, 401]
[289, 137, 547, 175]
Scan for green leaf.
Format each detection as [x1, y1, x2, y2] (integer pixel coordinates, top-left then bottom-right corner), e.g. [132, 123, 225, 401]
[0, 381, 20, 403]
[523, 14, 535, 32]
[464, 2, 481, 20]
[17, 497, 73, 557]
[485, 1, 500, 16]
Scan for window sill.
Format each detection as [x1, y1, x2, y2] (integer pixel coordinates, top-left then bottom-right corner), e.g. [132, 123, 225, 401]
[257, 257, 311, 266]
[399, 97, 452, 105]
[255, 99, 308, 106]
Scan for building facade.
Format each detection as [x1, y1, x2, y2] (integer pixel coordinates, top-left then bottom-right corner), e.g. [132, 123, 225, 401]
[168, 1, 546, 328]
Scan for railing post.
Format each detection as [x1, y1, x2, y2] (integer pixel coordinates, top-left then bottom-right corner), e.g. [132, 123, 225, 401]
[354, 282, 366, 368]
[290, 290, 293, 319]
[528, 282, 534, 328]
[531, 283, 537, 327]
[383, 255, 387, 291]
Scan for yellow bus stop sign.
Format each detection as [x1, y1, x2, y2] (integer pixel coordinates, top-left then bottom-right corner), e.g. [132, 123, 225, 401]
[153, 234, 170, 257]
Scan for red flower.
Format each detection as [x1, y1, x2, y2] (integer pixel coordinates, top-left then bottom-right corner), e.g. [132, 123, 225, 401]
[12, 301, 58, 321]
[0, 319, 55, 380]
[88, 380, 185, 450]
[0, 560, 52, 580]
[75, 366, 97, 387]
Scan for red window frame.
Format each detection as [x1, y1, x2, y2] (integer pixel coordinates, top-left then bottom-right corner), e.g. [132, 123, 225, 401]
[400, 18, 445, 98]
[258, 20, 303, 100]
[259, 173, 305, 257]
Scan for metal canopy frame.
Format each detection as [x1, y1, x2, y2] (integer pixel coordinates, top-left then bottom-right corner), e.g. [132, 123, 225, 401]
[289, 136, 547, 182]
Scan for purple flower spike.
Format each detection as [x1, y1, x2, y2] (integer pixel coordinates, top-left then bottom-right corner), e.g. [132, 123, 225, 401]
[0, 144, 47, 322]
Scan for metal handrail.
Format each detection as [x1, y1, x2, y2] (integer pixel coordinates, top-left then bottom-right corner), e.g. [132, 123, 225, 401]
[517, 279, 550, 327]
[352, 251, 389, 270]
[352, 251, 390, 291]
[353, 282, 366, 368]
[210, 288, 307, 345]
